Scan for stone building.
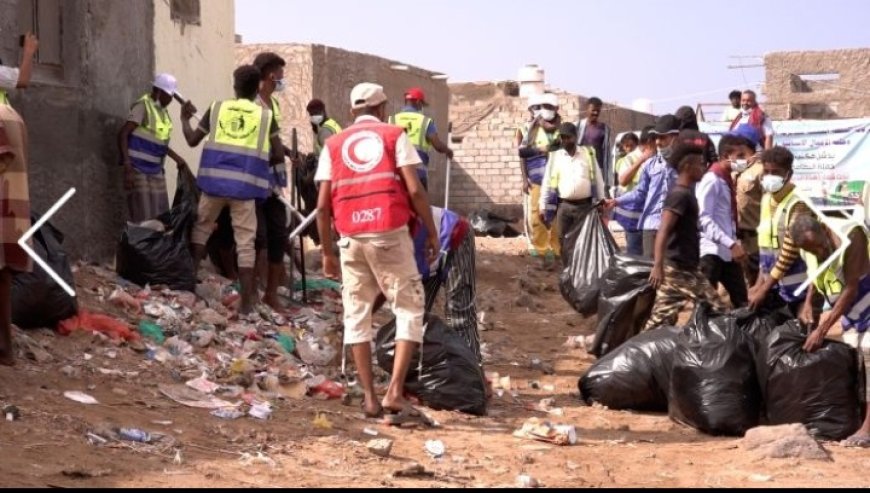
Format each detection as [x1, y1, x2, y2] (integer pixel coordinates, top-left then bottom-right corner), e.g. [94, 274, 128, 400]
[763, 48, 870, 120]
[235, 43, 450, 204]
[0, 0, 236, 261]
[448, 79, 655, 217]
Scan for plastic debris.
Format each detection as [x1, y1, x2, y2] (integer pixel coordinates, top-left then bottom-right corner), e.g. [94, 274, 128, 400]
[137, 320, 165, 344]
[513, 418, 577, 446]
[424, 439, 446, 458]
[63, 391, 99, 405]
[312, 413, 333, 429]
[211, 408, 245, 420]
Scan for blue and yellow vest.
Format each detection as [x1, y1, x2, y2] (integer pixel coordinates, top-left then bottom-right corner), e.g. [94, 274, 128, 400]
[197, 98, 273, 201]
[758, 189, 808, 303]
[519, 123, 557, 186]
[128, 95, 172, 175]
[803, 220, 870, 332]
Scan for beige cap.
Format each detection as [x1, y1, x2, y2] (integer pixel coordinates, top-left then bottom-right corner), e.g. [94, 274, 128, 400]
[350, 82, 388, 110]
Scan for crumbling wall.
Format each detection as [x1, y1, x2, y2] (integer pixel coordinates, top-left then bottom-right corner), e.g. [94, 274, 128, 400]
[763, 49, 870, 120]
[0, 0, 155, 261]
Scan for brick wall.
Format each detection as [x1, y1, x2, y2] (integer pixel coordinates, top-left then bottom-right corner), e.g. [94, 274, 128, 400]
[448, 82, 655, 217]
[763, 48, 870, 120]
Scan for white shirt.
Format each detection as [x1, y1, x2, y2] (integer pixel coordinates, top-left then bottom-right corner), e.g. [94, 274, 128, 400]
[721, 107, 742, 122]
[0, 66, 19, 90]
[540, 147, 605, 208]
[735, 111, 775, 137]
[314, 115, 421, 182]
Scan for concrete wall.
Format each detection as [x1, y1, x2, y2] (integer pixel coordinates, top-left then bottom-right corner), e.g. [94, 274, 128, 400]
[154, 0, 236, 194]
[448, 82, 655, 217]
[763, 48, 870, 120]
[234, 43, 451, 204]
[0, 0, 155, 261]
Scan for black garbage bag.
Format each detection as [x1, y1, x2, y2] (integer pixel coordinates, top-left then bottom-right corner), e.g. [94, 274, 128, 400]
[11, 216, 78, 329]
[469, 210, 520, 238]
[375, 315, 487, 416]
[579, 326, 681, 412]
[754, 321, 863, 440]
[590, 254, 656, 358]
[559, 210, 618, 315]
[669, 304, 762, 436]
[116, 167, 198, 291]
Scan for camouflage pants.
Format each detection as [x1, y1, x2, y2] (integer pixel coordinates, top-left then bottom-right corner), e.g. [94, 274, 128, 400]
[643, 263, 728, 331]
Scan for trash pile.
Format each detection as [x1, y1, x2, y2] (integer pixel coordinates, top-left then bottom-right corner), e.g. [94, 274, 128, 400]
[62, 261, 353, 421]
[580, 304, 865, 440]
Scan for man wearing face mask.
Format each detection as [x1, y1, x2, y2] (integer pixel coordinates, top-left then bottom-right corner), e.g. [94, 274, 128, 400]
[729, 90, 774, 150]
[306, 99, 342, 157]
[118, 73, 188, 223]
[731, 125, 765, 286]
[516, 93, 562, 266]
[747, 146, 818, 316]
[252, 52, 291, 310]
[539, 122, 604, 266]
[605, 115, 680, 258]
[791, 214, 870, 447]
[697, 133, 754, 308]
[389, 88, 453, 190]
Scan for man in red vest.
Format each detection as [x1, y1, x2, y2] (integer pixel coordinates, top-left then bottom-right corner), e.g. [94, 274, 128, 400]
[315, 82, 440, 426]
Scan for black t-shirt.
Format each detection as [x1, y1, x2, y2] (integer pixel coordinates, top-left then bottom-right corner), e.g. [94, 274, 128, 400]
[664, 184, 700, 270]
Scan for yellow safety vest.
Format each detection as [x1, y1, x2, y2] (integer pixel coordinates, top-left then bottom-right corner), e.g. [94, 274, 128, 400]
[127, 94, 173, 174]
[803, 219, 869, 300]
[519, 123, 557, 149]
[0, 90, 8, 106]
[389, 111, 433, 152]
[198, 98, 273, 200]
[757, 188, 808, 301]
[314, 118, 343, 155]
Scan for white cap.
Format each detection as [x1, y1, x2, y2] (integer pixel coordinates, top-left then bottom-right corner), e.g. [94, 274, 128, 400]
[527, 93, 543, 109]
[540, 93, 559, 108]
[153, 73, 178, 96]
[350, 82, 388, 110]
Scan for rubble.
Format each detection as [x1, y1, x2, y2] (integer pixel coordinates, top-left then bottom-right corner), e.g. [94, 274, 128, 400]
[741, 424, 830, 461]
[367, 438, 394, 458]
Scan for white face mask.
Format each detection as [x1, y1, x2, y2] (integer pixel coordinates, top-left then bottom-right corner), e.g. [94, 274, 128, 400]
[761, 174, 786, 194]
[540, 109, 556, 122]
[310, 115, 325, 126]
[730, 159, 749, 173]
[274, 79, 286, 92]
[531, 110, 542, 120]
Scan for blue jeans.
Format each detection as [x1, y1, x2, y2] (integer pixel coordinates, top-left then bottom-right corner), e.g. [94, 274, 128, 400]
[625, 230, 643, 256]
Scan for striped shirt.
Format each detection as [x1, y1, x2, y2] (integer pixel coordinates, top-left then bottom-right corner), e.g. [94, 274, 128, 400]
[769, 193, 811, 281]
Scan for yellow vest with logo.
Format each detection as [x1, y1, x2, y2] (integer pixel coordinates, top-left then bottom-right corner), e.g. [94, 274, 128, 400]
[389, 111, 432, 152]
[127, 94, 173, 174]
[198, 98, 273, 200]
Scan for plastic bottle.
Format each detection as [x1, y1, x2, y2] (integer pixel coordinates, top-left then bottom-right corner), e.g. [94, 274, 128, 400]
[118, 428, 152, 443]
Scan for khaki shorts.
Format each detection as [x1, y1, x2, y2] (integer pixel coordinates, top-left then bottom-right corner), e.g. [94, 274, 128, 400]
[339, 228, 425, 345]
[831, 329, 870, 402]
[192, 194, 257, 268]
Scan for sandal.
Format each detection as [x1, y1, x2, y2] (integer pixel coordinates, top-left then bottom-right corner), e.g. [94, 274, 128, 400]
[361, 400, 385, 419]
[382, 406, 436, 428]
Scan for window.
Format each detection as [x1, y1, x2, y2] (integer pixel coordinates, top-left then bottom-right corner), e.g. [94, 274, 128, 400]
[791, 73, 840, 94]
[170, 0, 201, 25]
[17, 0, 63, 67]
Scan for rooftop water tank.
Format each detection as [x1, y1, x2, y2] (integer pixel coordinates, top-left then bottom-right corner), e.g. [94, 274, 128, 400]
[518, 64, 545, 98]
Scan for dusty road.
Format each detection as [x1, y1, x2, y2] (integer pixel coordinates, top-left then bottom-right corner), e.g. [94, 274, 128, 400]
[0, 237, 867, 488]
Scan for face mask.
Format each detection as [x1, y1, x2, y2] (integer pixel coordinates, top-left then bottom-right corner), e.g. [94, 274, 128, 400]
[761, 174, 786, 194]
[730, 159, 749, 173]
[310, 115, 325, 126]
[658, 147, 673, 160]
[540, 109, 556, 122]
[273, 79, 286, 92]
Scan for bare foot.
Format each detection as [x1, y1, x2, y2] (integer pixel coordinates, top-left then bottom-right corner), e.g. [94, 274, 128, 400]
[842, 432, 870, 448]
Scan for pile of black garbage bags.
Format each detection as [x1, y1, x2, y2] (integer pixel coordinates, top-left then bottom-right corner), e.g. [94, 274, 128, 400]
[579, 303, 865, 440]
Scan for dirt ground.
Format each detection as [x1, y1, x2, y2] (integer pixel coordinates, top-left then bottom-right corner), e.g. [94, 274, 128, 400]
[1, 236, 868, 488]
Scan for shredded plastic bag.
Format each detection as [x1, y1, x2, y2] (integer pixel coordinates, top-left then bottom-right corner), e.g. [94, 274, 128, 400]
[590, 254, 655, 357]
[58, 309, 139, 342]
[754, 321, 864, 440]
[12, 216, 78, 329]
[559, 210, 617, 315]
[668, 304, 761, 436]
[116, 166, 198, 291]
[376, 315, 486, 416]
[468, 210, 520, 238]
[579, 326, 681, 412]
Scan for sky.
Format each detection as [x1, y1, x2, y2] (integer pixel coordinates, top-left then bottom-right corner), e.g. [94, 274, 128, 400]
[236, 0, 870, 115]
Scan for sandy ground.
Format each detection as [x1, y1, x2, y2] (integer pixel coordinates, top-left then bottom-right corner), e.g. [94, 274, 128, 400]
[1, 236, 868, 488]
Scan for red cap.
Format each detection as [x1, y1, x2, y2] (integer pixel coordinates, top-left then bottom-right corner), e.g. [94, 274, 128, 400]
[404, 87, 427, 104]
